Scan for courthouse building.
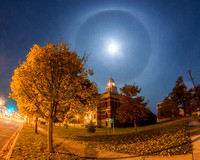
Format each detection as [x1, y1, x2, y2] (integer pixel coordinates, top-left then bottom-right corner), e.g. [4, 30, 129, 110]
[84, 75, 120, 127]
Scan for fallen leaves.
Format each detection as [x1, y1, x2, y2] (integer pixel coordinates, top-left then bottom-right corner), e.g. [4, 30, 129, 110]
[10, 125, 81, 159]
[75, 119, 192, 156]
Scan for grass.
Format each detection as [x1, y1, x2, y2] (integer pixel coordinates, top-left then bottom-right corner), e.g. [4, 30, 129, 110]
[75, 119, 192, 156]
[194, 115, 200, 122]
[39, 117, 192, 156]
[11, 125, 83, 160]
[39, 117, 189, 138]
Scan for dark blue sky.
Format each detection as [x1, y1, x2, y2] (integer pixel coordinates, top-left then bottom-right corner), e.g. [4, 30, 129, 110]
[0, 0, 200, 113]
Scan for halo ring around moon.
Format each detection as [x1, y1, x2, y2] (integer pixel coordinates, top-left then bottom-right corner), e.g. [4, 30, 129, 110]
[74, 9, 151, 84]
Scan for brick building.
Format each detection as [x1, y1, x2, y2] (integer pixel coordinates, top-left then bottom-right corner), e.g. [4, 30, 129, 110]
[157, 102, 169, 120]
[85, 75, 120, 127]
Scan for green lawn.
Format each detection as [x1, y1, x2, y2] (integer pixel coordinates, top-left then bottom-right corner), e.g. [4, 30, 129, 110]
[11, 125, 83, 160]
[39, 117, 192, 156]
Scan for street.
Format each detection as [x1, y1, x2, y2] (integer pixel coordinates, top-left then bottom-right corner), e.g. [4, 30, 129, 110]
[0, 117, 22, 150]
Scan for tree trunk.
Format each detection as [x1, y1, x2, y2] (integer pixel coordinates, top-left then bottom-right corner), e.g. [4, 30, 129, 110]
[35, 117, 38, 134]
[29, 116, 32, 127]
[48, 118, 53, 153]
[134, 120, 137, 132]
[26, 116, 28, 126]
[183, 106, 186, 116]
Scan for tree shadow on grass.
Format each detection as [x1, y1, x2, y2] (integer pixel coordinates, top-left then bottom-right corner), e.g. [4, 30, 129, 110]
[192, 136, 200, 143]
[76, 141, 192, 160]
[190, 127, 200, 137]
[83, 145, 98, 159]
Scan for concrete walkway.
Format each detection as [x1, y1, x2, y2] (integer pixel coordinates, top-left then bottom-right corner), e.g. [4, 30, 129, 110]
[189, 118, 200, 160]
[38, 126, 193, 160]
[38, 127, 139, 159]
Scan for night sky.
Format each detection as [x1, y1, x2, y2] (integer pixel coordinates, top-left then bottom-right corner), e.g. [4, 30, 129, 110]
[1, 0, 200, 114]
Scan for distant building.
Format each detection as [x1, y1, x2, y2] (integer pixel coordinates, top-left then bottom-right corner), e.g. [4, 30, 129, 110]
[84, 75, 120, 128]
[157, 102, 169, 120]
[157, 102, 186, 119]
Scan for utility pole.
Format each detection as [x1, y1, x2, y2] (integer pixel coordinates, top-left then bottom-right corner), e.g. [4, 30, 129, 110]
[188, 70, 196, 89]
[188, 70, 199, 107]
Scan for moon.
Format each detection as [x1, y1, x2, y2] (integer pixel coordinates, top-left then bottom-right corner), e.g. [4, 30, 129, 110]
[106, 38, 121, 57]
[108, 43, 118, 53]
[74, 10, 151, 82]
[107, 42, 119, 56]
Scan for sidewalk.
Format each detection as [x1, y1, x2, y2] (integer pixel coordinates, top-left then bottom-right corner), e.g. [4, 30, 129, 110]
[38, 127, 139, 159]
[38, 127, 193, 160]
[189, 118, 200, 160]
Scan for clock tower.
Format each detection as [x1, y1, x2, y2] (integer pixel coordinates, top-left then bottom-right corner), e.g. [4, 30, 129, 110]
[105, 75, 118, 94]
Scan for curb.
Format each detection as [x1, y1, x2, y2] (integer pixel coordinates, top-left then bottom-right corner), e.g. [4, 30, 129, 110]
[0, 124, 23, 159]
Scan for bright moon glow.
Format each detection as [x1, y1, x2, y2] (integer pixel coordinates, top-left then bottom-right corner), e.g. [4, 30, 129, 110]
[108, 43, 118, 53]
[105, 38, 122, 57]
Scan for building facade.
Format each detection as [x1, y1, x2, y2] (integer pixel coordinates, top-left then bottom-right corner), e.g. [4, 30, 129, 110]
[157, 102, 169, 120]
[85, 75, 120, 127]
[157, 102, 183, 120]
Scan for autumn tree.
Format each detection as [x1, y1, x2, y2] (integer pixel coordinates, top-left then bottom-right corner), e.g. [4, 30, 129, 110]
[63, 107, 80, 127]
[116, 84, 149, 131]
[186, 88, 198, 115]
[17, 101, 39, 133]
[168, 76, 193, 116]
[160, 76, 197, 117]
[9, 41, 98, 152]
[160, 97, 179, 117]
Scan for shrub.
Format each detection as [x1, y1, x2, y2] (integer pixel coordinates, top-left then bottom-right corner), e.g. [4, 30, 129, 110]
[87, 121, 96, 133]
[40, 121, 46, 125]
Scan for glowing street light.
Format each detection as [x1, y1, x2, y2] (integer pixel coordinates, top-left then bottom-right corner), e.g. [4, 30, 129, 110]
[7, 109, 12, 113]
[76, 114, 79, 124]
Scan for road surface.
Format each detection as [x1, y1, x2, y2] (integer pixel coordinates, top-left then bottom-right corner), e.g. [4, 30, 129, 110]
[0, 117, 22, 150]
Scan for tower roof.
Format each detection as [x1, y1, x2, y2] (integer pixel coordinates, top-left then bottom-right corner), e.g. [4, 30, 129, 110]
[106, 75, 118, 93]
[107, 75, 115, 84]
